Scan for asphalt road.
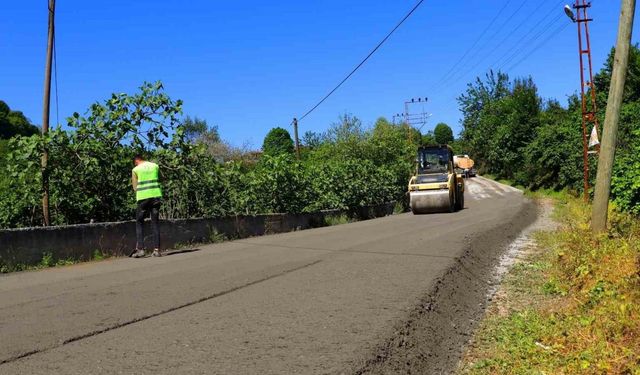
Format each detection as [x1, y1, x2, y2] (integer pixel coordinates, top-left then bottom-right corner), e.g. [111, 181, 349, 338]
[0, 177, 533, 374]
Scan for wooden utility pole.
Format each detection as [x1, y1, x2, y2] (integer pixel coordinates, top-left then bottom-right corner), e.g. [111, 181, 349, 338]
[41, 0, 55, 226]
[293, 117, 300, 159]
[591, 0, 635, 233]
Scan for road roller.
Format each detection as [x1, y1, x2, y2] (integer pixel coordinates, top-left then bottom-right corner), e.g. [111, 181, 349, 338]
[408, 145, 464, 214]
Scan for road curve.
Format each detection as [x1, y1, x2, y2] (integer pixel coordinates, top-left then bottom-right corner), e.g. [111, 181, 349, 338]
[0, 177, 534, 374]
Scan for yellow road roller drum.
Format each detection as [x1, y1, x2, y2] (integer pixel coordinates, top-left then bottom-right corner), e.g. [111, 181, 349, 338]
[408, 145, 464, 214]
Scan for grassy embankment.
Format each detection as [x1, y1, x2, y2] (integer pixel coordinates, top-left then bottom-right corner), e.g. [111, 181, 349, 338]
[460, 184, 640, 374]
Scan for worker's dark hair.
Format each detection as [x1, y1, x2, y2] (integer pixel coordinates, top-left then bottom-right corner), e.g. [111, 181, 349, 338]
[133, 154, 145, 162]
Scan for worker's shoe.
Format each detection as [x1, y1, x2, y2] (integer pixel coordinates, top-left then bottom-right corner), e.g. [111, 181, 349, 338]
[151, 249, 162, 257]
[131, 249, 146, 258]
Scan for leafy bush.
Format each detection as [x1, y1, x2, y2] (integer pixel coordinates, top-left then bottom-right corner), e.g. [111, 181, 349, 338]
[0, 88, 415, 228]
[459, 46, 640, 215]
[262, 127, 294, 156]
[433, 122, 454, 144]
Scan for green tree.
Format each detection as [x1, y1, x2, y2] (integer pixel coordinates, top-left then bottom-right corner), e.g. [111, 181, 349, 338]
[302, 131, 322, 148]
[262, 127, 294, 156]
[458, 70, 511, 172]
[521, 98, 583, 190]
[594, 44, 640, 104]
[324, 114, 365, 144]
[433, 123, 454, 144]
[458, 72, 542, 179]
[0, 100, 39, 139]
[246, 154, 309, 214]
[0, 81, 184, 228]
[182, 116, 218, 144]
[493, 77, 541, 181]
[422, 130, 435, 145]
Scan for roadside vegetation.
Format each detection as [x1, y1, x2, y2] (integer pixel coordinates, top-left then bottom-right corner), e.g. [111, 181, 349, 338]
[460, 192, 640, 374]
[2, 45, 637, 229]
[0, 83, 421, 229]
[457, 45, 640, 374]
[459, 45, 640, 215]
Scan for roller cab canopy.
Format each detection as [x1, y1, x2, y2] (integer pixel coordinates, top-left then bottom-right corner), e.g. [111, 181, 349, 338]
[416, 145, 453, 175]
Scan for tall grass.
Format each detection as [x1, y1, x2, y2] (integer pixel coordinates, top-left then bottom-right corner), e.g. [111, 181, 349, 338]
[463, 195, 640, 374]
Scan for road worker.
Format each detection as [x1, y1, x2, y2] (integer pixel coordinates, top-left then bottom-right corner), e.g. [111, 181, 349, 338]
[130, 154, 163, 258]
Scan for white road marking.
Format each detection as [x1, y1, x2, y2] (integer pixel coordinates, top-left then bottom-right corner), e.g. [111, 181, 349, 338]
[464, 176, 522, 201]
[476, 176, 522, 193]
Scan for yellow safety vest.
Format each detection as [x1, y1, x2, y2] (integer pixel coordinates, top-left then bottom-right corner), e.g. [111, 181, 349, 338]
[133, 161, 162, 201]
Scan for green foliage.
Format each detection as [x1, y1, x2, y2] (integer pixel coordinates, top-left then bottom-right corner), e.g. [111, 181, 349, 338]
[459, 73, 540, 181]
[0, 100, 40, 139]
[594, 44, 640, 104]
[459, 46, 640, 215]
[92, 250, 105, 261]
[433, 122, 454, 144]
[521, 98, 584, 191]
[306, 158, 397, 212]
[39, 252, 54, 268]
[0, 139, 9, 165]
[208, 229, 227, 243]
[0, 91, 413, 229]
[324, 214, 353, 226]
[245, 154, 309, 214]
[463, 197, 640, 374]
[421, 131, 435, 145]
[262, 127, 294, 156]
[0, 135, 45, 227]
[302, 130, 322, 148]
[611, 123, 640, 215]
[156, 145, 236, 219]
[182, 116, 219, 144]
[0, 81, 184, 228]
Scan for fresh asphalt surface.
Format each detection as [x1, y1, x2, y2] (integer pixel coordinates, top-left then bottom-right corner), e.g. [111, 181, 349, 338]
[0, 177, 531, 374]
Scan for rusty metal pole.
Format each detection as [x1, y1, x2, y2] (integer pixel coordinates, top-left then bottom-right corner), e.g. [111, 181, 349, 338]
[572, 0, 599, 202]
[41, 0, 55, 226]
[575, 0, 590, 201]
[582, 0, 601, 154]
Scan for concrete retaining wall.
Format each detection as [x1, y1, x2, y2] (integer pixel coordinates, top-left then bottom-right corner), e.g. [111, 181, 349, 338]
[0, 203, 396, 270]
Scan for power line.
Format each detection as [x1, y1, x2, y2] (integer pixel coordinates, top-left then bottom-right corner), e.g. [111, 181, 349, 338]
[297, 0, 426, 122]
[493, 1, 566, 69]
[434, 0, 529, 91]
[433, 0, 513, 89]
[468, 0, 557, 73]
[497, 13, 565, 70]
[431, 0, 567, 93]
[504, 21, 571, 72]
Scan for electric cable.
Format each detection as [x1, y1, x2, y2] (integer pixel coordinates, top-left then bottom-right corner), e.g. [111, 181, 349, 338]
[433, 0, 529, 92]
[433, 0, 513, 89]
[435, 0, 566, 92]
[493, 1, 566, 70]
[297, 0, 426, 122]
[473, 0, 558, 71]
[497, 13, 565, 71]
[504, 21, 571, 72]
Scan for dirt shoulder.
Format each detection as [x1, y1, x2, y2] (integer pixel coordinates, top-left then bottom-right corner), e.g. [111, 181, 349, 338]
[457, 195, 640, 374]
[353, 197, 542, 374]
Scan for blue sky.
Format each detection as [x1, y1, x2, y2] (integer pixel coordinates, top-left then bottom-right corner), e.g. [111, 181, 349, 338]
[1, 1, 638, 148]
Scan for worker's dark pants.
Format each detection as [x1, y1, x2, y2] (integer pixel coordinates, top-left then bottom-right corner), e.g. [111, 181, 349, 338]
[136, 198, 161, 250]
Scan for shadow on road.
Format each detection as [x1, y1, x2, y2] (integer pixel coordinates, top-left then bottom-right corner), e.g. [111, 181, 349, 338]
[164, 248, 201, 257]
